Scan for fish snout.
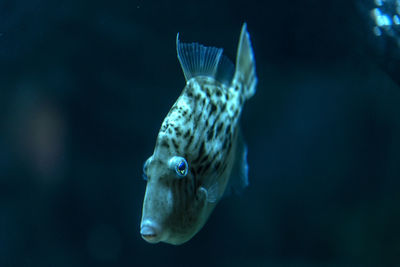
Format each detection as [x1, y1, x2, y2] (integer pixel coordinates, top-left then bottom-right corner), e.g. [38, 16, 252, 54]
[140, 220, 163, 244]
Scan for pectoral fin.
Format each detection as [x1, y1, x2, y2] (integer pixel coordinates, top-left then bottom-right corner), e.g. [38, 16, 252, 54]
[199, 182, 219, 203]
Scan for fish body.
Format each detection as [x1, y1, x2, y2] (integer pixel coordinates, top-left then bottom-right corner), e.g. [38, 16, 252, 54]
[140, 23, 257, 245]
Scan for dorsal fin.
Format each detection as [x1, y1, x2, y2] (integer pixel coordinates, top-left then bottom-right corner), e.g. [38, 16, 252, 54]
[216, 54, 235, 86]
[176, 33, 234, 86]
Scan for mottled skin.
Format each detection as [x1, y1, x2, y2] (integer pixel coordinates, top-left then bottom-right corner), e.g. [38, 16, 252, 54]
[142, 76, 244, 244]
[141, 23, 256, 245]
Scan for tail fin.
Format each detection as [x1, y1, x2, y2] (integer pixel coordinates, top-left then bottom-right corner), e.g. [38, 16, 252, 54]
[233, 23, 257, 99]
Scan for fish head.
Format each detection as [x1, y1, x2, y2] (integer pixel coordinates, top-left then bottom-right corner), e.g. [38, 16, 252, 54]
[140, 135, 208, 245]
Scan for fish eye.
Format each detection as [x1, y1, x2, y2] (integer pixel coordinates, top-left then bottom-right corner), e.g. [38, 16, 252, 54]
[142, 156, 152, 181]
[176, 160, 187, 176]
[169, 156, 188, 177]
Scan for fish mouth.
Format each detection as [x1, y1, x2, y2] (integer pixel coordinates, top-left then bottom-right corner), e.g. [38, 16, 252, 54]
[140, 221, 162, 244]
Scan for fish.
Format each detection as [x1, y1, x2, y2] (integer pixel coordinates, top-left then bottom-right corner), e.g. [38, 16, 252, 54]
[140, 23, 257, 245]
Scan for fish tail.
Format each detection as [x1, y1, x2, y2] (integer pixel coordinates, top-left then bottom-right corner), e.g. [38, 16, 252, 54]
[233, 23, 257, 100]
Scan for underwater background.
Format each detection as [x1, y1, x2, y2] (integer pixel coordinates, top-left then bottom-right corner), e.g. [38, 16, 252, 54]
[1, 0, 400, 266]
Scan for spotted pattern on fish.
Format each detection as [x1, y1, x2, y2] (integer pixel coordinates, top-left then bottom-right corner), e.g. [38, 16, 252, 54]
[140, 23, 257, 245]
[158, 78, 244, 175]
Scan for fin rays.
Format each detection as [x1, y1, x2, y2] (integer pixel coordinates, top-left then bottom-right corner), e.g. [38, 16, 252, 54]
[234, 23, 257, 99]
[176, 33, 235, 86]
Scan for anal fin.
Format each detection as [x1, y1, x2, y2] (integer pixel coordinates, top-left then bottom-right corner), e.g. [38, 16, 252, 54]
[224, 129, 249, 197]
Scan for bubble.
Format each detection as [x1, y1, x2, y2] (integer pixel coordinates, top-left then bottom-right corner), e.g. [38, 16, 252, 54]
[373, 7, 383, 18]
[376, 14, 392, 27]
[373, 26, 382, 36]
[365, 0, 400, 48]
[394, 15, 400, 24]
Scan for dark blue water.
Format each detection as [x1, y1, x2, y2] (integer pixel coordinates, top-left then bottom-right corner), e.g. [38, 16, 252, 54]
[1, 0, 400, 266]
